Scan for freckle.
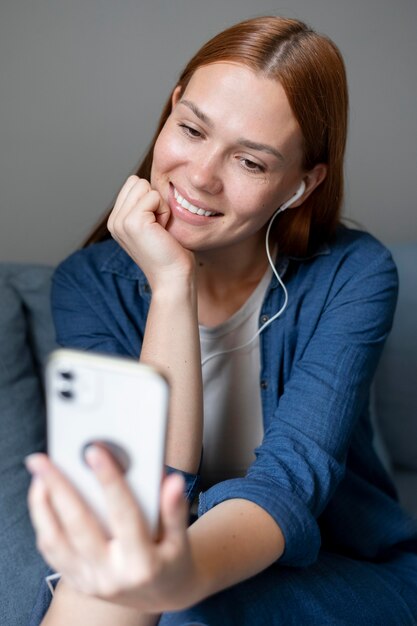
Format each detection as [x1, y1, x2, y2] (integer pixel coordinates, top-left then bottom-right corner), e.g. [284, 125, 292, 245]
[199, 262, 204, 267]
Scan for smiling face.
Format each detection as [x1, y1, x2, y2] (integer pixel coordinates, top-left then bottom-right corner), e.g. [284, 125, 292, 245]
[151, 62, 317, 258]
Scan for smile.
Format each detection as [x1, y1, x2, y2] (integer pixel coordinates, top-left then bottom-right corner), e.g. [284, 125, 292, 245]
[173, 187, 219, 217]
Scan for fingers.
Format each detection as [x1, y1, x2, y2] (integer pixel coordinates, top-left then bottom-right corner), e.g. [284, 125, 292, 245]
[26, 454, 191, 608]
[84, 445, 151, 547]
[108, 176, 151, 233]
[159, 473, 188, 546]
[112, 175, 148, 218]
[26, 454, 108, 561]
[141, 189, 170, 225]
[116, 176, 150, 212]
[28, 475, 75, 573]
[108, 176, 170, 241]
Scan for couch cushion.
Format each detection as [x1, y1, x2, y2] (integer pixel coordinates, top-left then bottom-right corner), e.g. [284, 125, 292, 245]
[0, 264, 56, 626]
[392, 468, 417, 519]
[373, 243, 417, 472]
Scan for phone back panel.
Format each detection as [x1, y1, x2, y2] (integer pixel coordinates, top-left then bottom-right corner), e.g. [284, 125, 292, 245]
[46, 349, 169, 535]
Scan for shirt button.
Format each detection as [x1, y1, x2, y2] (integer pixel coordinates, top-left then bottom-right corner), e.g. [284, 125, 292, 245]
[143, 284, 151, 294]
[260, 380, 268, 390]
[260, 314, 269, 324]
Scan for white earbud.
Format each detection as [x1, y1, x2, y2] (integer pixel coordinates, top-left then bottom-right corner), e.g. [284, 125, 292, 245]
[278, 180, 306, 213]
[200, 181, 305, 367]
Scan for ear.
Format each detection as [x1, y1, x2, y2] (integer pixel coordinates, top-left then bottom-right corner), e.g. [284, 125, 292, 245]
[171, 85, 183, 109]
[293, 163, 328, 207]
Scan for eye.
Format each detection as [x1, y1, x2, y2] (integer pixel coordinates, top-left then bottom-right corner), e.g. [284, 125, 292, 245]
[178, 123, 203, 139]
[239, 158, 265, 174]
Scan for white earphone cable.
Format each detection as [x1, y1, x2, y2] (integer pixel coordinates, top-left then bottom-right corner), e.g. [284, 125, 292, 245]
[200, 207, 288, 367]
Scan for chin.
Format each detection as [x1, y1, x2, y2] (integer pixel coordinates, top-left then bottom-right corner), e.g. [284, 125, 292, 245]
[165, 221, 203, 252]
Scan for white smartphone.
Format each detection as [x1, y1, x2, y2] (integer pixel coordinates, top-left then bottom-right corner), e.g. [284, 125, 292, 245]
[46, 348, 169, 536]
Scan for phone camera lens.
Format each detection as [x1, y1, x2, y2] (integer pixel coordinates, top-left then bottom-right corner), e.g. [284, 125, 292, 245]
[59, 389, 74, 400]
[59, 370, 74, 381]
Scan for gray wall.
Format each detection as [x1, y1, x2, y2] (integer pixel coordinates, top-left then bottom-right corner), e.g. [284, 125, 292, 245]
[1, 0, 416, 265]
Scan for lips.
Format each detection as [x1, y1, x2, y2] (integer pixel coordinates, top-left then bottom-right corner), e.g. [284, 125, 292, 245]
[170, 184, 221, 218]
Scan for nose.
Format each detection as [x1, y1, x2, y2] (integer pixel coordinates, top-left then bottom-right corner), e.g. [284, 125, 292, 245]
[186, 149, 223, 196]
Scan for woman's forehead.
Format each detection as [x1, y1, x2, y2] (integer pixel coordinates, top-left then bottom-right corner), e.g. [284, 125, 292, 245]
[179, 62, 303, 160]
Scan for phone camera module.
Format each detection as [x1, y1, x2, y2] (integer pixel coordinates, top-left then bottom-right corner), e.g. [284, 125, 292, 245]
[59, 389, 74, 400]
[59, 370, 74, 380]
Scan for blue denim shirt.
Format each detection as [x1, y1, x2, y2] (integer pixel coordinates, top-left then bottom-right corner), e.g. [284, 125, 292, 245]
[51, 225, 417, 568]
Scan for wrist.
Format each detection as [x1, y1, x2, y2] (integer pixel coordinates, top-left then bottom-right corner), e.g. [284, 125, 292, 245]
[167, 550, 208, 612]
[146, 254, 197, 296]
[150, 273, 197, 305]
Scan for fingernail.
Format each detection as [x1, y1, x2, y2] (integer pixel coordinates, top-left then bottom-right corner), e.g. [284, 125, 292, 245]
[84, 445, 102, 469]
[24, 453, 45, 475]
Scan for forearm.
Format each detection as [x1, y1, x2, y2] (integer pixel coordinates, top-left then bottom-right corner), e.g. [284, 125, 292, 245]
[182, 498, 286, 607]
[140, 278, 203, 474]
[34, 481, 284, 626]
[41, 584, 159, 626]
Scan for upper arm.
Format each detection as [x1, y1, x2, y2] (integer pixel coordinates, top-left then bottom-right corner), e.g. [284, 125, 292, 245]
[51, 259, 201, 502]
[199, 245, 399, 566]
[270, 247, 399, 481]
[51, 263, 142, 357]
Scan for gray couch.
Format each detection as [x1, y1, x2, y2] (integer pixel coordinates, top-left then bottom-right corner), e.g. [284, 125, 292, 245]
[0, 265, 56, 626]
[372, 243, 417, 515]
[0, 244, 416, 626]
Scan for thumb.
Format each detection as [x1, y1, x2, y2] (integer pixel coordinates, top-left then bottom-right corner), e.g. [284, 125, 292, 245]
[160, 473, 188, 543]
[153, 192, 171, 229]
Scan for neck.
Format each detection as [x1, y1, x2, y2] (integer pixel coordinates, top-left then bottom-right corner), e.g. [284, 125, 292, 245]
[194, 235, 272, 326]
[195, 236, 269, 291]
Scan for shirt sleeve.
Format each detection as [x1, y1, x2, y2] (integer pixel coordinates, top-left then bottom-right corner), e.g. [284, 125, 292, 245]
[198, 246, 399, 566]
[51, 257, 200, 502]
[51, 262, 137, 356]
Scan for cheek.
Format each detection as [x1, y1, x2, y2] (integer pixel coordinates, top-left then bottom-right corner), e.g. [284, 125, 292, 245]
[228, 183, 280, 222]
[152, 128, 189, 177]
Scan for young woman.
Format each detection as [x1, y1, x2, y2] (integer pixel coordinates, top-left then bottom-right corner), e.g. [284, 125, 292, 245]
[26, 16, 417, 625]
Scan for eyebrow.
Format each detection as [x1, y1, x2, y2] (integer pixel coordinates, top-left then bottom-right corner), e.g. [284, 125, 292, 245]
[179, 99, 213, 128]
[178, 99, 286, 163]
[236, 139, 285, 163]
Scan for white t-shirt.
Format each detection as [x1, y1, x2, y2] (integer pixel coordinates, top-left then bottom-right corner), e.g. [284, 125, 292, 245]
[199, 266, 272, 489]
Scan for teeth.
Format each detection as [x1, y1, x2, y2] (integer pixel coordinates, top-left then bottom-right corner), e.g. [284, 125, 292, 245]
[174, 187, 217, 217]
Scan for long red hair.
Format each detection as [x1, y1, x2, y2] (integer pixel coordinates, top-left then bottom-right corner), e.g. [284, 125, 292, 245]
[84, 16, 348, 256]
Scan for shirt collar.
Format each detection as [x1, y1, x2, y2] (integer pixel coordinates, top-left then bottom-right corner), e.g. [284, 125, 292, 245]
[288, 241, 331, 261]
[268, 241, 331, 289]
[100, 239, 332, 293]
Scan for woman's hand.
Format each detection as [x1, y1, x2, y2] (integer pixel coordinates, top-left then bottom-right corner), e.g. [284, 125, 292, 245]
[108, 176, 204, 474]
[107, 176, 195, 291]
[26, 447, 197, 613]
